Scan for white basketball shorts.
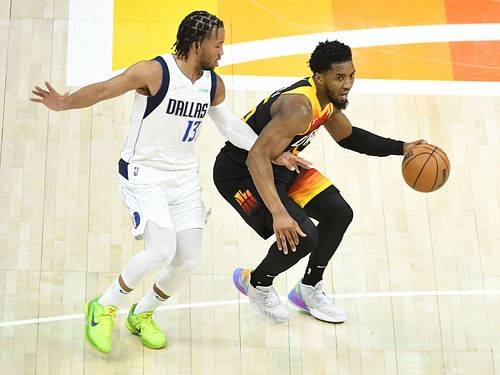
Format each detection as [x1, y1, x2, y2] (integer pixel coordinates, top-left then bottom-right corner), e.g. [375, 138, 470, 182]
[119, 166, 205, 240]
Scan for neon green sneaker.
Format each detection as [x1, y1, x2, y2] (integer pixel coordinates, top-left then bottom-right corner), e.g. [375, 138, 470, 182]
[125, 303, 167, 349]
[84, 297, 117, 354]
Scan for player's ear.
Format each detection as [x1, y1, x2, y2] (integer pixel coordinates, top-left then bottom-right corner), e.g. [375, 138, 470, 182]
[192, 41, 201, 54]
[314, 72, 323, 86]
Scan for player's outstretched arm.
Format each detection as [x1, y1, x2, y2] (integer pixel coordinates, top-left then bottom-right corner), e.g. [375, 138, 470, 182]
[31, 60, 160, 111]
[325, 110, 425, 156]
[208, 74, 260, 150]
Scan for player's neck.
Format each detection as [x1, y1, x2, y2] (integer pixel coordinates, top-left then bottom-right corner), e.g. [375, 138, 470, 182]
[312, 76, 331, 108]
[173, 55, 203, 83]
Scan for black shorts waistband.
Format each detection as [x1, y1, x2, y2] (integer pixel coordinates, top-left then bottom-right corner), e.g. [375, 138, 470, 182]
[118, 159, 129, 179]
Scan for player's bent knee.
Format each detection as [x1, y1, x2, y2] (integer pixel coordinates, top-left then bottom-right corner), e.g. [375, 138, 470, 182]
[155, 261, 197, 295]
[173, 260, 196, 275]
[144, 221, 177, 266]
[342, 203, 354, 227]
[325, 196, 354, 229]
[151, 251, 175, 267]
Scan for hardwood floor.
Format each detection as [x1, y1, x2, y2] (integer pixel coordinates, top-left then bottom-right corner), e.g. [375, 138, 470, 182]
[0, 1, 499, 374]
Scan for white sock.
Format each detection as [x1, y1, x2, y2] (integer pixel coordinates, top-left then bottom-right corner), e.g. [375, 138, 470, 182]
[134, 287, 168, 314]
[98, 278, 129, 308]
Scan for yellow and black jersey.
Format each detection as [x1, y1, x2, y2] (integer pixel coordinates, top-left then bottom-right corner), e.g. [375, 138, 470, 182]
[242, 77, 334, 155]
[214, 77, 337, 221]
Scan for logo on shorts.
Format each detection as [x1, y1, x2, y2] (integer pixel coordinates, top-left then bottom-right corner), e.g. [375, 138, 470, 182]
[132, 212, 141, 228]
[133, 166, 139, 176]
[234, 189, 258, 215]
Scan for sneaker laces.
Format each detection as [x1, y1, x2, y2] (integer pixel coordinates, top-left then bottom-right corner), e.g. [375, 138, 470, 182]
[307, 284, 333, 307]
[97, 307, 117, 329]
[136, 312, 160, 333]
[256, 287, 280, 308]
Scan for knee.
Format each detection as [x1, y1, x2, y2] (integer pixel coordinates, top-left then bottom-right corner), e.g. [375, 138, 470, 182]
[155, 249, 175, 266]
[327, 199, 353, 229]
[342, 202, 354, 228]
[162, 261, 196, 288]
[171, 258, 197, 274]
[144, 222, 177, 265]
[312, 188, 354, 229]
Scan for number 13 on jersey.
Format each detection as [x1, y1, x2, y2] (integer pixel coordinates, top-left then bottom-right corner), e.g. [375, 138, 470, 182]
[182, 120, 201, 142]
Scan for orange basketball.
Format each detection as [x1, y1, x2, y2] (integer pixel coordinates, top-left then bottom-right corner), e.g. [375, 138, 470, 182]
[402, 143, 450, 192]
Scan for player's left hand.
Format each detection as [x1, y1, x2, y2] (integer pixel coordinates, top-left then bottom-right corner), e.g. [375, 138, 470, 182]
[272, 211, 307, 254]
[272, 152, 312, 173]
[403, 139, 427, 154]
[31, 82, 70, 111]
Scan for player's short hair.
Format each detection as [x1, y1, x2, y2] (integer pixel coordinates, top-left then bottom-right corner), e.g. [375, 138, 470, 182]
[173, 10, 224, 60]
[308, 40, 352, 73]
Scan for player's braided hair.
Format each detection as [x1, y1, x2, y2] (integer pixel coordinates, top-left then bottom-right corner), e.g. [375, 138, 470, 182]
[308, 40, 352, 73]
[173, 10, 224, 60]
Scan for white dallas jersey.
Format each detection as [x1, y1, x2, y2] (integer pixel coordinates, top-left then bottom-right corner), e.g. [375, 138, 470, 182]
[120, 53, 216, 172]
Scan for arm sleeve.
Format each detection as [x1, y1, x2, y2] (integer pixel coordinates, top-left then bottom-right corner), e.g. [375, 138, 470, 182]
[338, 126, 404, 156]
[208, 101, 257, 151]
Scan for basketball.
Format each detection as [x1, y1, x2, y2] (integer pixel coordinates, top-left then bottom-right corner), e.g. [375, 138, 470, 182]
[401, 143, 450, 192]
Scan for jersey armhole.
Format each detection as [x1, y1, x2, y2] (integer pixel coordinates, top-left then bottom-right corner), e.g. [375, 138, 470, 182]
[209, 70, 217, 105]
[143, 56, 170, 119]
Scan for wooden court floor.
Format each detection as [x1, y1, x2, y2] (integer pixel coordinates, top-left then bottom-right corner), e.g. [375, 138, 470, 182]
[1, 1, 499, 374]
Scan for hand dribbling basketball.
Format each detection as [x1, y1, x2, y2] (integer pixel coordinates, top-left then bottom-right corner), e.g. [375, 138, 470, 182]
[402, 143, 450, 192]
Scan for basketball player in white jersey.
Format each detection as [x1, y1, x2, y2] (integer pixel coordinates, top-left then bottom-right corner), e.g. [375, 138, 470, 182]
[31, 10, 309, 354]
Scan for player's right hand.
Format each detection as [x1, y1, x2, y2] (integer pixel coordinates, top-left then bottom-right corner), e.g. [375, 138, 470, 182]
[31, 81, 70, 111]
[272, 152, 312, 173]
[272, 212, 307, 254]
[403, 139, 427, 153]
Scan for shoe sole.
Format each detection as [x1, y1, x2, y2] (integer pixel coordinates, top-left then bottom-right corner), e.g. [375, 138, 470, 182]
[125, 318, 167, 350]
[288, 290, 346, 324]
[248, 300, 289, 323]
[84, 302, 110, 354]
[309, 308, 346, 323]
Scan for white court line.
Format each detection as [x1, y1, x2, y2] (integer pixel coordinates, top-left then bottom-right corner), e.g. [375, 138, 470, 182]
[0, 299, 246, 328]
[1, 289, 499, 328]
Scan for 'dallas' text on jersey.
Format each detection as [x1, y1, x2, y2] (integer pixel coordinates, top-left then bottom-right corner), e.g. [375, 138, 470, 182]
[120, 53, 215, 171]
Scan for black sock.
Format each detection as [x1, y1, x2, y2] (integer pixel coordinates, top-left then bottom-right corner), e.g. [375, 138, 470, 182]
[249, 268, 276, 288]
[301, 265, 326, 286]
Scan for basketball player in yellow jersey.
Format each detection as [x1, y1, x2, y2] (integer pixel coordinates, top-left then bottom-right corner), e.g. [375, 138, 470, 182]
[214, 40, 425, 323]
[31, 11, 307, 354]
